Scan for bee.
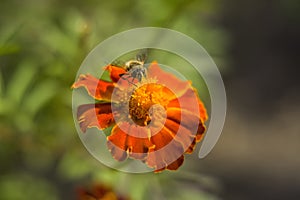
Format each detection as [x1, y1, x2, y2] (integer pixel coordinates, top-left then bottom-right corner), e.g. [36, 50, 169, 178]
[119, 49, 148, 85]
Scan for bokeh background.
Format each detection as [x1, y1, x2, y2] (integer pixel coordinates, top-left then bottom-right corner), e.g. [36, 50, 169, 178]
[0, 0, 299, 199]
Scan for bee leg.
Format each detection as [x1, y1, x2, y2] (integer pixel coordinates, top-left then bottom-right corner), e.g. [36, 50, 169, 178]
[119, 73, 129, 82]
[120, 74, 137, 87]
[138, 71, 144, 82]
[120, 74, 128, 82]
[130, 77, 138, 87]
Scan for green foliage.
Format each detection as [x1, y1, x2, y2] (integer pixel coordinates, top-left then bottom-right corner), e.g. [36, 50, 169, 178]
[0, 0, 227, 199]
[0, 174, 59, 200]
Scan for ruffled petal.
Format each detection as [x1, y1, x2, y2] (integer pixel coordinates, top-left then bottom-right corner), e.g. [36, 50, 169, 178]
[168, 87, 208, 122]
[104, 65, 126, 83]
[148, 62, 208, 122]
[107, 123, 153, 161]
[145, 97, 206, 171]
[77, 184, 128, 200]
[166, 108, 203, 134]
[72, 74, 115, 101]
[165, 155, 184, 171]
[126, 125, 153, 160]
[106, 125, 128, 161]
[185, 121, 206, 154]
[77, 103, 115, 132]
[105, 65, 140, 89]
[146, 127, 185, 172]
[197, 97, 208, 122]
[153, 155, 184, 173]
[164, 118, 194, 152]
[165, 109, 206, 154]
[147, 62, 191, 98]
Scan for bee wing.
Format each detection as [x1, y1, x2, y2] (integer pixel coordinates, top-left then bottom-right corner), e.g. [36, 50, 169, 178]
[136, 48, 148, 63]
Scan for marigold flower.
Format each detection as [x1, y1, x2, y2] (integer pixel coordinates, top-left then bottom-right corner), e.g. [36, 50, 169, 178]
[77, 184, 130, 200]
[72, 62, 208, 172]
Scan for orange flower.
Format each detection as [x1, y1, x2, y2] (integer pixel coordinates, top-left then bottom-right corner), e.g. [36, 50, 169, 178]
[77, 184, 130, 200]
[72, 62, 208, 172]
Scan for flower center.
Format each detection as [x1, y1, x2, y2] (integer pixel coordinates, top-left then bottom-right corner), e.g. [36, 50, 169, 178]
[129, 83, 169, 126]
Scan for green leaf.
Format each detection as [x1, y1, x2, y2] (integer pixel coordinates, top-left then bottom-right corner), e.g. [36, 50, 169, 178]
[23, 79, 57, 116]
[6, 60, 37, 105]
[175, 188, 219, 200]
[0, 70, 3, 97]
[0, 44, 20, 56]
[0, 173, 59, 200]
[57, 150, 93, 179]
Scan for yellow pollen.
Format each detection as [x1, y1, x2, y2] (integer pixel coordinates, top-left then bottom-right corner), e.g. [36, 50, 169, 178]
[128, 83, 169, 126]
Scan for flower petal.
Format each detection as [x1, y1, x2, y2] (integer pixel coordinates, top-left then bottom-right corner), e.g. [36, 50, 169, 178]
[145, 96, 206, 171]
[126, 125, 153, 160]
[77, 103, 115, 133]
[164, 112, 205, 154]
[146, 127, 185, 171]
[106, 125, 128, 161]
[165, 155, 184, 171]
[107, 123, 153, 161]
[148, 62, 208, 122]
[166, 108, 204, 134]
[77, 184, 128, 200]
[168, 87, 208, 122]
[104, 65, 126, 83]
[197, 97, 208, 122]
[163, 118, 195, 152]
[148, 62, 191, 98]
[72, 74, 115, 101]
[185, 122, 206, 154]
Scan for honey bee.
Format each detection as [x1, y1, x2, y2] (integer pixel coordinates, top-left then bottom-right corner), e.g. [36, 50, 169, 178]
[119, 49, 148, 84]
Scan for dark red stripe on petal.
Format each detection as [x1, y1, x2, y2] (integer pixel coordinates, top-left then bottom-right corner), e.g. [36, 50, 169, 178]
[166, 108, 201, 131]
[168, 88, 208, 123]
[104, 65, 126, 83]
[150, 126, 174, 150]
[164, 119, 195, 152]
[165, 108, 206, 154]
[166, 155, 184, 171]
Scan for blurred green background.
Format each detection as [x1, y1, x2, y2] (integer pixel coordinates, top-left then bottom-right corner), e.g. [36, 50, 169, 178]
[0, 0, 299, 199]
